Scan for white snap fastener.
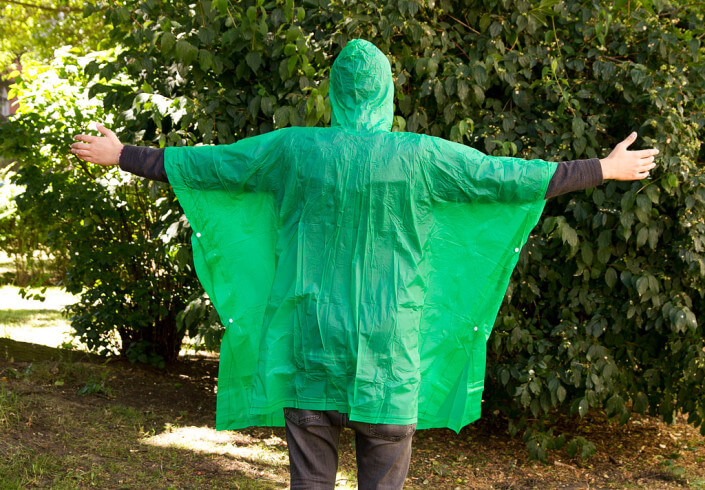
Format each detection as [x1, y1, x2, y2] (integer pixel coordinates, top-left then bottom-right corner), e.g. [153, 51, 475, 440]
[196, 232, 202, 238]
[514, 247, 519, 253]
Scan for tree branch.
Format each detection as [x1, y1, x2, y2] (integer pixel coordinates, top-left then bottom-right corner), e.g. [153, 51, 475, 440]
[0, 0, 82, 13]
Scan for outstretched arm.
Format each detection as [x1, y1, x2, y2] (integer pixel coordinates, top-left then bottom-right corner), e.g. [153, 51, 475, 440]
[545, 132, 659, 199]
[424, 130, 659, 203]
[73, 123, 288, 192]
[72, 124, 168, 182]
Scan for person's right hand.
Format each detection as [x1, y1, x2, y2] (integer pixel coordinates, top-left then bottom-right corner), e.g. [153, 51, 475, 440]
[599, 132, 658, 180]
[71, 123, 123, 166]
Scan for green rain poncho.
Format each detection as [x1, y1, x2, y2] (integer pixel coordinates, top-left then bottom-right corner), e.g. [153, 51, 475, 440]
[164, 39, 558, 432]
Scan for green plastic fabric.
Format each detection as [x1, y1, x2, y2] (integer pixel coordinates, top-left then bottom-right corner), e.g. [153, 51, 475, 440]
[164, 39, 558, 432]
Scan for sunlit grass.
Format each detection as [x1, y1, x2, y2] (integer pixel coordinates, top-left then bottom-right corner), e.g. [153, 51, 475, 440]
[0, 285, 81, 349]
[0, 308, 75, 347]
[150, 425, 287, 465]
[143, 425, 358, 488]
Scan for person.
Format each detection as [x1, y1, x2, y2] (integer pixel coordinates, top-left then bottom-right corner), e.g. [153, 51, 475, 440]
[71, 39, 657, 489]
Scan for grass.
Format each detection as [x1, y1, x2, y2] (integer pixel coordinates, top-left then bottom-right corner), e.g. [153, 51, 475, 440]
[0, 359, 284, 488]
[0, 384, 22, 428]
[0, 285, 78, 350]
[2, 353, 705, 489]
[1, 280, 704, 488]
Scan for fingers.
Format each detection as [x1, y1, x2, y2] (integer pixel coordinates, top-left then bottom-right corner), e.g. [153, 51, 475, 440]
[638, 162, 657, 171]
[70, 147, 94, 163]
[73, 134, 100, 143]
[70, 142, 92, 151]
[633, 148, 659, 158]
[96, 123, 116, 139]
[618, 131, 638, 149]
[635, 162, 657, 179]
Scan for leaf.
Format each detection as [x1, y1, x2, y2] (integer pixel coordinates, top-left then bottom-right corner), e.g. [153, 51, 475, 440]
[479, 14, 491, 32]
[246, 51, 262, 72]
[199, 50, 214, 71]
[500, 368, 510, 386]
[198, 27, 216, 45]
[489, 21, 503, 38]
[580, 243, 593, 266]
[559, 221, 579, 248]
[636, 276, 649, 296]
[273, 106, 290, 128]
[160, 32, 175, 53]
[261, 96, 274, 116]
[557, 385, 567, 403]
[175, 39, 198, 65]
[633, 392, 649, 414]
[605, 268, 618, 288]
[636, 226, 648, 247]
[578, 398, 588, 418]
[287, 55, 298, 76]
[580, 440, 596, 460]
[212, 0, 228, 14]
[572, 116, 585, 139]
[284, 0, 294, 22]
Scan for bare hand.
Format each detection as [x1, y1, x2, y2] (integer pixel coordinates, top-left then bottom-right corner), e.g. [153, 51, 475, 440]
[600, 132, 658, 180]
[71, 124, 123, 166]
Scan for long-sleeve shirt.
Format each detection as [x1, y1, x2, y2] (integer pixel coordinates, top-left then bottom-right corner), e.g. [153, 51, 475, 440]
[118, 145, 604, 199]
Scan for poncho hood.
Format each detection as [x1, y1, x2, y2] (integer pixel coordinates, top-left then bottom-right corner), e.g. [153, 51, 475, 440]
[329, 39, 394, 132]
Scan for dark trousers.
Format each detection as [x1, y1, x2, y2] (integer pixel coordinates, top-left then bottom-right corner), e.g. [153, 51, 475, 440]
[284, 408, 416, 489]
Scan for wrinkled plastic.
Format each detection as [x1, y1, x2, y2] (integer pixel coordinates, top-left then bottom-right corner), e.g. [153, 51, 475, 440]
[164, 39, 557, 432]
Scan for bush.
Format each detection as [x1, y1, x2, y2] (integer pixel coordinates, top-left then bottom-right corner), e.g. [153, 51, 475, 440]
[0, 168, 49, 285]
[0, 49, 221, 364]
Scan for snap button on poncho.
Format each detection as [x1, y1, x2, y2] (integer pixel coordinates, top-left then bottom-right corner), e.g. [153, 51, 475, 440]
[164, 39, 557, 432]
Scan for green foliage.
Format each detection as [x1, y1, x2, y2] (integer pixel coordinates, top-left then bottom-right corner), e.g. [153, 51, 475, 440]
[5, 0, 705, 459]
[0, 49, 220, 364]
[0, 168, 55, 286]
[0, 1, 108, 72]
[77, 373, 112, 397]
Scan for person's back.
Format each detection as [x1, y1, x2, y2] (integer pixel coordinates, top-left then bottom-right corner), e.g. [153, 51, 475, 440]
[70, 37, 659, 489]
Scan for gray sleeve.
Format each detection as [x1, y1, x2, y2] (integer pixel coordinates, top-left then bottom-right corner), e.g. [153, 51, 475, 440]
[118, 145, 168, 183]
[545, 158, 603, 199]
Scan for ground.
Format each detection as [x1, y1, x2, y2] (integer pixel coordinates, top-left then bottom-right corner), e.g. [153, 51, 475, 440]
[1, 286, 704, 489]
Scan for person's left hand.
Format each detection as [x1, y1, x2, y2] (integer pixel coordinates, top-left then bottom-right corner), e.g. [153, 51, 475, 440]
[71, 124, 123, 166]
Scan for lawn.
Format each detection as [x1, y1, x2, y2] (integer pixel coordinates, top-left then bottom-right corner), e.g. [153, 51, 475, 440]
[1, 287, 704, 488]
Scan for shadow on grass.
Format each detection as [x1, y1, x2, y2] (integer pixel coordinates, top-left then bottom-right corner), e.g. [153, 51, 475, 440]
[0, 354, 294, 488]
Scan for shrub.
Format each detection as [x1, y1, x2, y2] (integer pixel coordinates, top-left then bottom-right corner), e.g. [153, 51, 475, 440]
[0, 50, 220, 364]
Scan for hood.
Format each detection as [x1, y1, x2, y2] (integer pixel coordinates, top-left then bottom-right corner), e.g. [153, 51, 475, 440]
[329, 39, 394, 132]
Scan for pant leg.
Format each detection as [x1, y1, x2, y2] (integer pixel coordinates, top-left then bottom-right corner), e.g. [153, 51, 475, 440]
[347, 419, 416, 490]
[284, 408, 342, 490]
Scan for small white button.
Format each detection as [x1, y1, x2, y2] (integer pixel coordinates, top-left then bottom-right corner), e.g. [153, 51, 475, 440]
[196, 232, 202, 238]
[229, 318, 233, 323]
[474, 326, 478, 331]
[514, 247, 519, 253]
